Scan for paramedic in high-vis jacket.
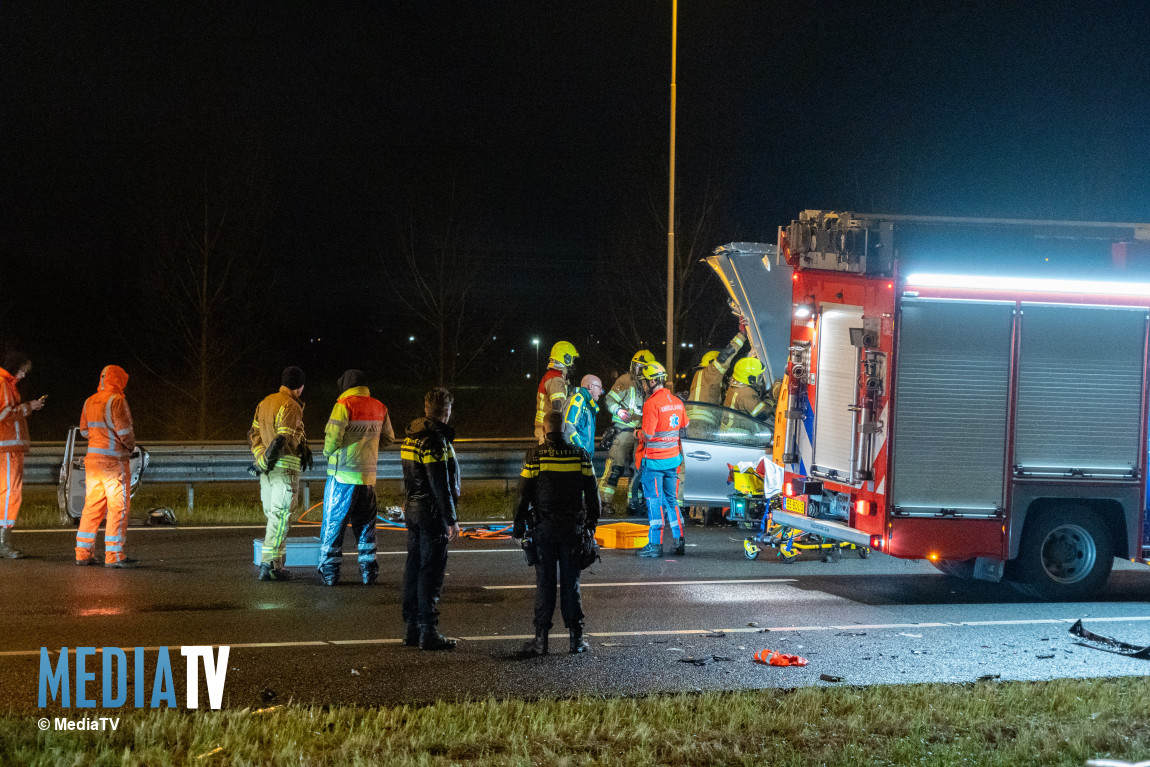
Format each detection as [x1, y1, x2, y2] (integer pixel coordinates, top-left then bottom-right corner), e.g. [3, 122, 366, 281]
[318, 369, 394, 586]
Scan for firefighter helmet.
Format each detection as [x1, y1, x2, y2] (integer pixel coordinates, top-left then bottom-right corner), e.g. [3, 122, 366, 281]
[699, 350, 720, 368]
[732, 357, 765, 385]
[630, 349, 656, 376]
[638, 361, 667, 384]
[549, 341, 579, 368]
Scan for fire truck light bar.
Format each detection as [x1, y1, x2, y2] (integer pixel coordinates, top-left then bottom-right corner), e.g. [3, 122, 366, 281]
[904, 273, 1150, 296]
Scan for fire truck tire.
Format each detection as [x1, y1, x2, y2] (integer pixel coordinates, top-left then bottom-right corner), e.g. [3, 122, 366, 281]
[1010, 505, 1114, 601]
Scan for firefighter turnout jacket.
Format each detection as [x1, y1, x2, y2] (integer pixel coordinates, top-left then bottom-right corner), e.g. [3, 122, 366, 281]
[534, 366, 570, 441]
[513, 433, 600, 540]
[249, 386, 307, 472]
[605, 372, 644, 431]
[688, 330, 746, 405]
[323, 386, 394, 484]
[637, 387, 688, 468]
[400, 417, 461, 527]
[723, 381, 776, 423]
[0, 367, 31, 453]
[80, 365, 136, 463]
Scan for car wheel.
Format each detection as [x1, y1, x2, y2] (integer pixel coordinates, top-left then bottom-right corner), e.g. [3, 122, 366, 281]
[1010, 504, 1114, 601]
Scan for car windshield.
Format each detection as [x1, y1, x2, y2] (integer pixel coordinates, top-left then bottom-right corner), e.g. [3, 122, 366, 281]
[683, 401, 773, 448]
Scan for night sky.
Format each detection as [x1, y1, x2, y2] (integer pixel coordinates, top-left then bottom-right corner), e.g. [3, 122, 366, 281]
[3, 1, 1148, 438]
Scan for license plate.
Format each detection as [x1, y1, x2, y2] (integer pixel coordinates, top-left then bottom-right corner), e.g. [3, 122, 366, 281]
[785, 497, 806, 514]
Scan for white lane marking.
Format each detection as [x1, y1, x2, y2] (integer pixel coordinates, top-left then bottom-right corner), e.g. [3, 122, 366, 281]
[483, 578, 799, 590]
[5, 616, 1150, 656]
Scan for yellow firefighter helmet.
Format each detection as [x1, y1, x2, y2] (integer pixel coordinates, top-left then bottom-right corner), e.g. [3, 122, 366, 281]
[732, 357, 765, 385]
[638, 360, 667, 383]
[549, 341, 579, 368]
[699, 350, 720, 368]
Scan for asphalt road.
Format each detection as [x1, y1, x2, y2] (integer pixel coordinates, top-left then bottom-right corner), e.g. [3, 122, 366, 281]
[4, 521, 1150, 714]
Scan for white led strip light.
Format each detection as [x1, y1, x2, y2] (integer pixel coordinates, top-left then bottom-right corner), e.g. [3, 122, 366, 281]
[904, 272, 1150, 296]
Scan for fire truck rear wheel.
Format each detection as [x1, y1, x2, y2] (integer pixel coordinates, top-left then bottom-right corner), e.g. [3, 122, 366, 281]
[1011, 505, 1114, 601]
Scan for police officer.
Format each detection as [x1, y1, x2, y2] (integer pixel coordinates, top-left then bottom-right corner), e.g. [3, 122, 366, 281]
[514, 411, 600, 655]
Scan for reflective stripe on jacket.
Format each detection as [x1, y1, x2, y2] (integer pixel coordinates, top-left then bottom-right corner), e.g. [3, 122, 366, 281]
[400, 417, 460, 527]
[249, 386, 306, 472]
[722, 382, 772, 425]
[605, 372, 643, 430]
[0, 368, 29, 453]
[534, 367, 569, 429]
[638, 387, 688, 464]
[324, 386, 394, 484]
[513, 433, 600, 539]
[688, 331, 746, 404]
[80, 365, 135, 462]
[561, 386, 599, 454]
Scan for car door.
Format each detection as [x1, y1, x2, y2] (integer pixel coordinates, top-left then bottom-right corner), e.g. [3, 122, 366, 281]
[680, 402, 774, 506]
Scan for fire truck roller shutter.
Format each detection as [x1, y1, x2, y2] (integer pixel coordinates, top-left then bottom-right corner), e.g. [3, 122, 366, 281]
[891, 299, 1013, 516]
[811, 306, 864, 482]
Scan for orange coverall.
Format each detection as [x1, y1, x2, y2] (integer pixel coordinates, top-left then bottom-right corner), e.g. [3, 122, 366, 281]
[75, 365, 136, 564]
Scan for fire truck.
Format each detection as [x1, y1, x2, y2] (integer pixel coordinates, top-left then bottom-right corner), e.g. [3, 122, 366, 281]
[764, 211, 1150, 600]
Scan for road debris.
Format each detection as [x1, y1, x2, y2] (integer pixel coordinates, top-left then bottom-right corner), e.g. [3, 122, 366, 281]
[702, 632, 727, 638]
[819, 674, 843, 682]
[836, 631, 866, 637]
[1069, 619, 1150, 659]
[898, 632, 922, 638]
[753, 649, 809, 666]
[977, 674, 1001, 682]
[1036, 654, 1055, 659]
[678, 655, 735, 667]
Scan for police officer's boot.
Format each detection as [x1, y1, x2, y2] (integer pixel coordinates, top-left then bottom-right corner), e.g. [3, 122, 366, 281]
[419, 626, 458, 651]
[636, 534, 662, 558]
[403, 623, 421, 647]
[0, 528, 22, 559]
[569, 627, 589, 654]
[522, 629, 548, 656]
[360, 562, 378, 585]
[673, 535, 686, 556]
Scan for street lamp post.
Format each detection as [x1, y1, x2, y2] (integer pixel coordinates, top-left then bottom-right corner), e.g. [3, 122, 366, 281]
[666, 0, 678, 382]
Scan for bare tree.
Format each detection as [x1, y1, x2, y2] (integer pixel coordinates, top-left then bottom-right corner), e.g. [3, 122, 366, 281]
[130, 150, 272, 439]
[383, 185, 501, 386]
[595, 179, 731, 377]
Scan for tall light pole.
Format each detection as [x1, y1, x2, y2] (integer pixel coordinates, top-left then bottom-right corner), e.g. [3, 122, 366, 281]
[532, 338, 540, 372]
[665, 0, 678, 382]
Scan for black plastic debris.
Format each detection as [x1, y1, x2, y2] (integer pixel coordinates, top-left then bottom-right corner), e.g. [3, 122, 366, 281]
[702, 632, 727, 638]
[1069, 619, 1150, 659]
[678, 655, 735, 667]
[819, 674, 843, 682]
[977, 674, 1000, 681]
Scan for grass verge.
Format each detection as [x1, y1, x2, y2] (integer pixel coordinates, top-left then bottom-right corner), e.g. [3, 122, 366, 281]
[4, 678, 1150, 766]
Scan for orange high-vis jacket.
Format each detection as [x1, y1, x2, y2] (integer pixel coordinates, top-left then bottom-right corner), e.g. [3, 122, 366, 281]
[80, 365, 135, 462]
[0, 367, 30, 453]
[637, 387, 688, 465]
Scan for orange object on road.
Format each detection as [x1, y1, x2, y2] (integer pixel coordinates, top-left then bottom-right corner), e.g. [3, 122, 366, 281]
[754, 648, 809, 666]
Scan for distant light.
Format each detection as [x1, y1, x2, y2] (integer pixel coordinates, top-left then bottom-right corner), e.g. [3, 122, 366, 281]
[688, 343, 694, 348]
[492, 336, 497, 340]
[904, 272, 1150, 296]
[526, 373, 532, 379]
[510, 348, 515, 353]
[408, 336, 415, 342]
[532, 338, 540, 345]
[680, 342, 687, 348]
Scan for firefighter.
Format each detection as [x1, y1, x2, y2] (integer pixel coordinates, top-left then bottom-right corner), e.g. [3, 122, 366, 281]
[688, 324, 748, 405]
[513, 410, 600, 655]
[318, 369, 394, 586]
[722, 357, 778, 430]
[599, 350, 655, 513]
[561, 374, 602, 456]
[248, 366, 310, 581]
[400, 387, 461, 651]
[634, 361, 689, 558]
[74, 365, 138, 568]
[0, 352, 44, 559]
[534, 341, 578, 443]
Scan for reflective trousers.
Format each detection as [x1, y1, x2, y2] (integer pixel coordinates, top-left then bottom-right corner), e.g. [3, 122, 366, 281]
[318, 478, 378, 581]
[75, 458, 130, 564]
[401, 519, 449, 628]
[0, 452, 24, 529]
[259, 468, 300, 566]
[640, 464, 683, 545]
[533, 534, 584, 632]
[599, 429, 641, 506]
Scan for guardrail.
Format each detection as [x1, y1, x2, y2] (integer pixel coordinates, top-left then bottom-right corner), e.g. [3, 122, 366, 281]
[25, 440, 605, 512]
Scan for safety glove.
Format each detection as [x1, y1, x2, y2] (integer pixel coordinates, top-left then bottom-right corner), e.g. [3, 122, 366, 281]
[299, 441, 314, 471]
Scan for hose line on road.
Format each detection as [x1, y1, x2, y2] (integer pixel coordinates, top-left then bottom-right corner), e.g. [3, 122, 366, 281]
[296, 501, 511, 538]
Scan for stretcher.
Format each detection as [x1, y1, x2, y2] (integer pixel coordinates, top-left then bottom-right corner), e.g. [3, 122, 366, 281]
[730, 481, 869, 563]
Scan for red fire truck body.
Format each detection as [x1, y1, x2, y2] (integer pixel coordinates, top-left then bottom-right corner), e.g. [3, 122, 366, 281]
[769, 211, 1150, 599]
